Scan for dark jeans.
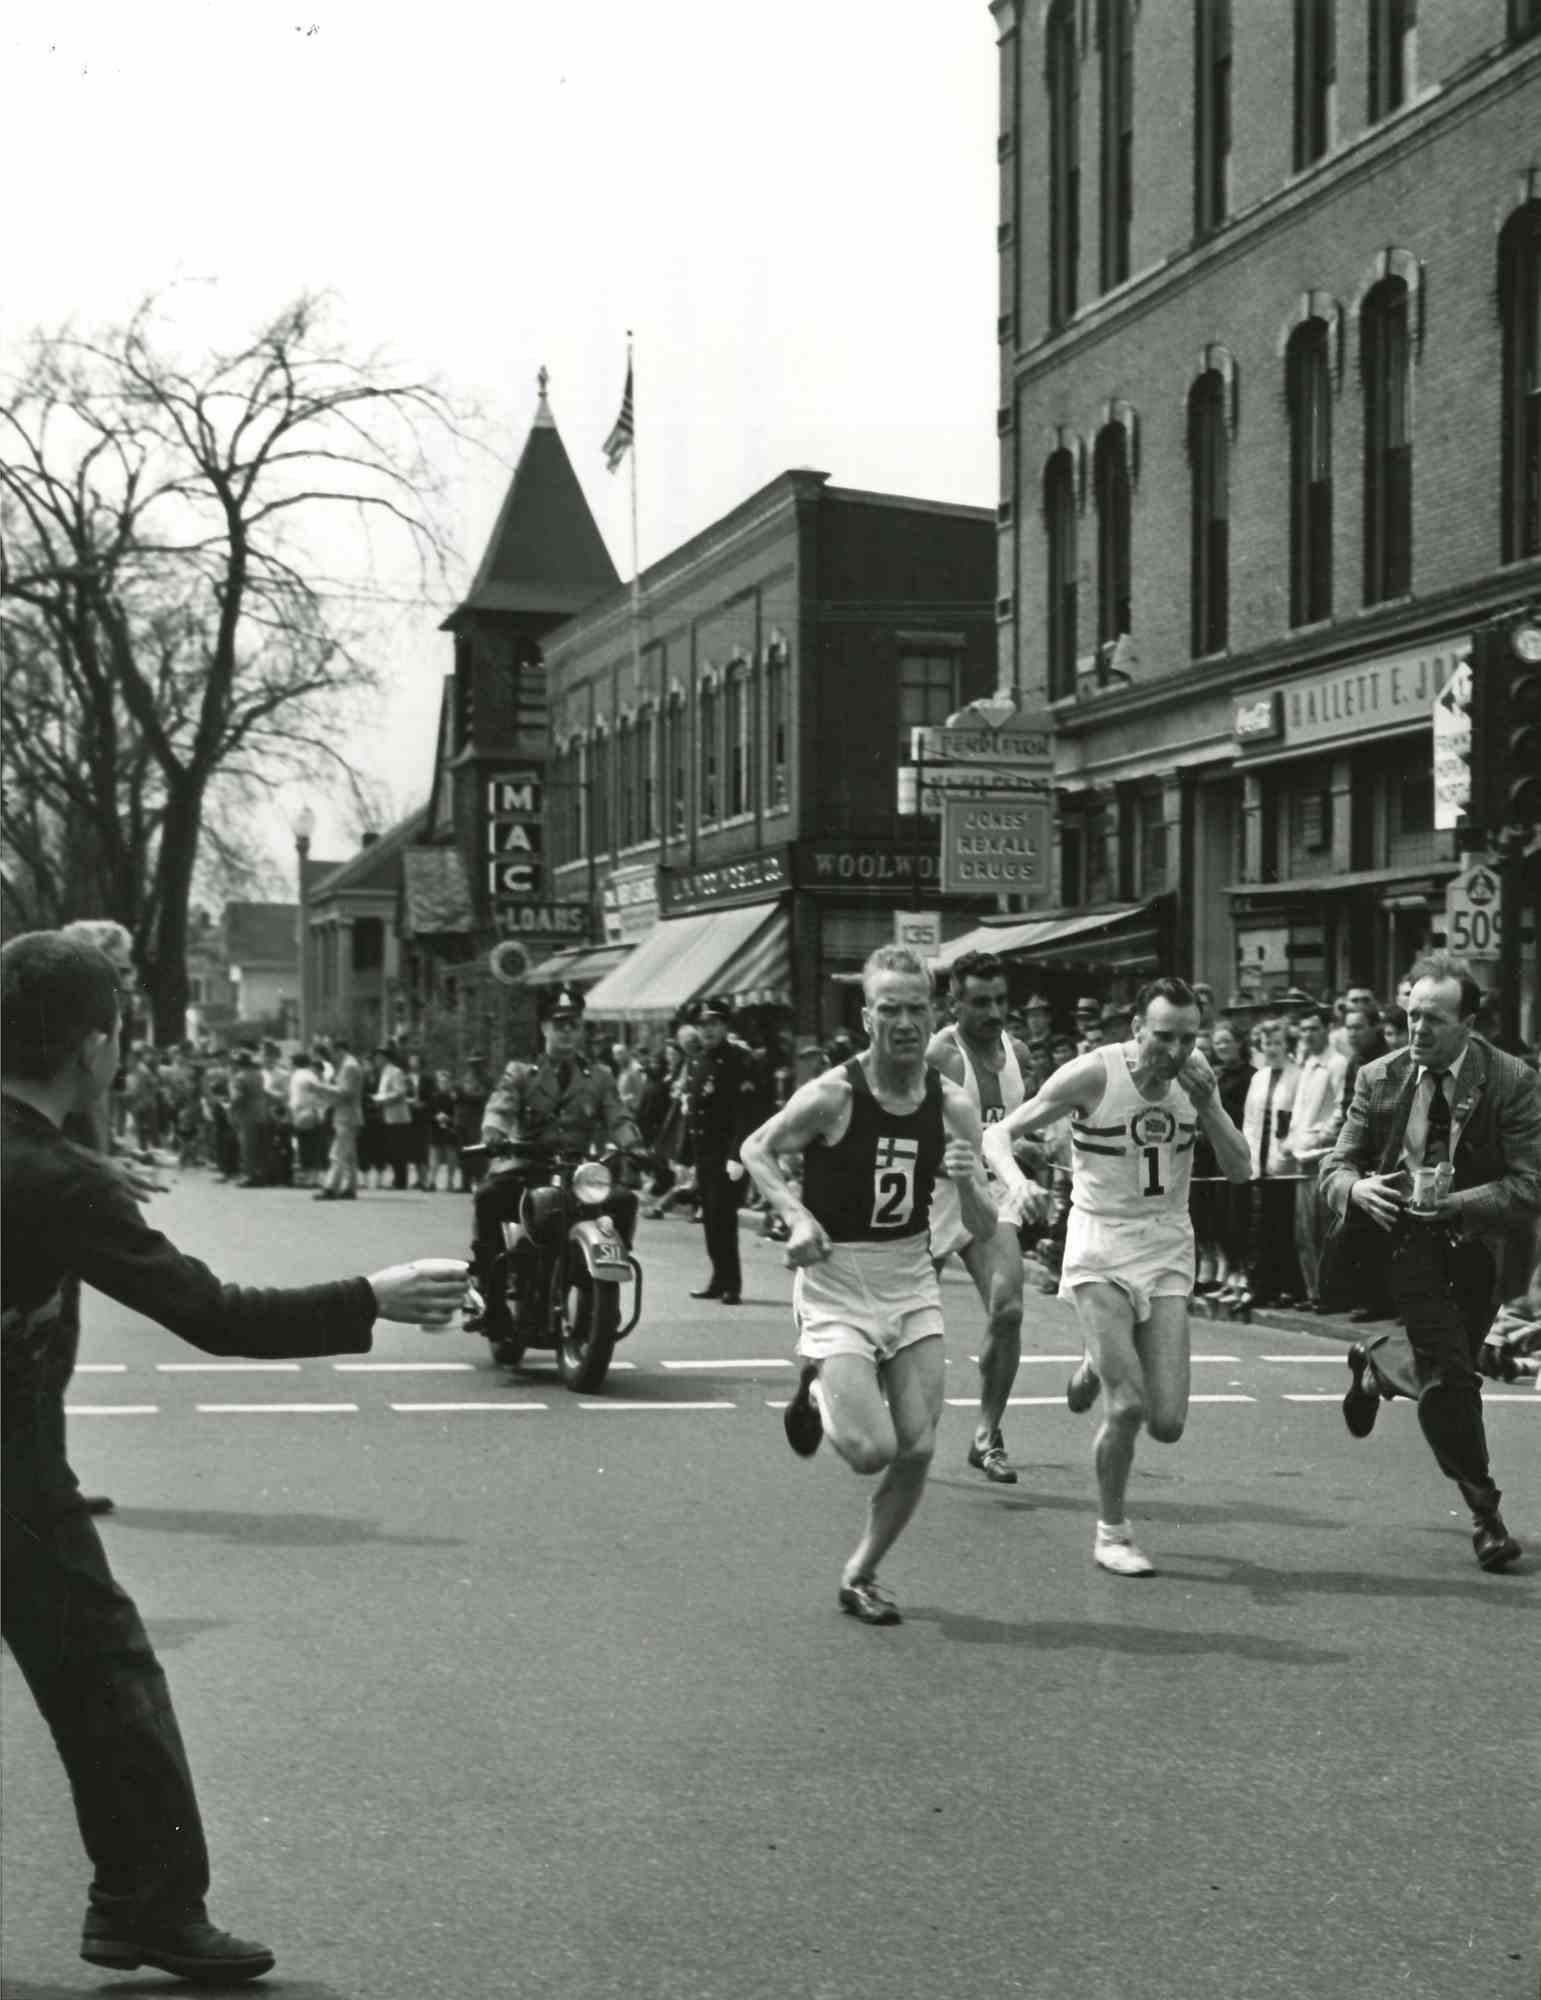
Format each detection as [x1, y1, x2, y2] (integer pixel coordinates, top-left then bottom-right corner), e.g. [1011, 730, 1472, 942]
[1382, 1225, 1500, 1514]
[696, 1155, 742, 1296]
[2, 1448, 210, 1924]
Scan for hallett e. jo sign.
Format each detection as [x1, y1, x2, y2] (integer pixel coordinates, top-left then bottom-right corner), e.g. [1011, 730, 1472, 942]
[1238, 639, 1470, 753]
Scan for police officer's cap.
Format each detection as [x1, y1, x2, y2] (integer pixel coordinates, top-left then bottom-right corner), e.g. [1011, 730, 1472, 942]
[539, 987, 585, 1024]
[696, 993, 733, 1024]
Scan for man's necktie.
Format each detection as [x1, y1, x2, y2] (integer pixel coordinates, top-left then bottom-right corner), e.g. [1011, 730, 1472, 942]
[1423, 1070, 1451, 1168]
[557, 1060, 574, 1093]
[1260, 1068, 1279, 1178]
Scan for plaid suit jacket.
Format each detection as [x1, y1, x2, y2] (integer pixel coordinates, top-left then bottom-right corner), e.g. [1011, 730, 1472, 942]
[1320, 1035, 1541, 1244]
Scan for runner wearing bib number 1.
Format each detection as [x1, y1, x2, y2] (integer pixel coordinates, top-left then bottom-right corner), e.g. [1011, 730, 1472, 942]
[984, 977, 1251, 1576]
[741, 946, 998, 1625]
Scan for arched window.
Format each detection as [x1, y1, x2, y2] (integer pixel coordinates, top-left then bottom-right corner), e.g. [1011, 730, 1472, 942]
[591, 728, 612, 857]
[765, 641, 790, 808]
[1286, 319, 1333, 624]
[665, 692, 687, 839]
[699, 681, 719, 824]
[1043, 449, 1079, 698]
[636, 705, 656, 841]
[1093, 423, 1132, 647]
[1046, 0, 1080, 330]
[1098, 0, 1134, 291]
[1194, 0, 1232, 237]
[1362, 277, 1412, 603]
[1189, 370, 1230, 656]
[725, 663, 752, 816]
[1500, 202, 1541, 564]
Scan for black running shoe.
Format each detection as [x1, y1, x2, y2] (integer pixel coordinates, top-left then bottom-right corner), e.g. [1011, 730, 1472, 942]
[783, 1363, 822, 1457]
[81, 1909, 275, 1983]
[838, 1576, 901, 1625]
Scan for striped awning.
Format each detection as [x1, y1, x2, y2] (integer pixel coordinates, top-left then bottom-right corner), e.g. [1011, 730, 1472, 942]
[933, 903, 1160, 974]
[523, 944, 631, 988]
[583, 901, 788, 1020]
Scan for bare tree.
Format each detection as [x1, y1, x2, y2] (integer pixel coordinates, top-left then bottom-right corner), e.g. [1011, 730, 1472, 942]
[0, 291, 462, 1038]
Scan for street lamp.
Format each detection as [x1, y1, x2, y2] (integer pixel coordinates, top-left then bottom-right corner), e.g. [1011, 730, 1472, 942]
[293, 804, 316, 1047]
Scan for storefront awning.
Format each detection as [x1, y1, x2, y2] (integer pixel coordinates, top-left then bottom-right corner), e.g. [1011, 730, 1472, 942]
[932, 915, 1068, 970]
[582, 902, 788, 1020]
[933, 902, 1164, 974]
[523, 944, 632, 988]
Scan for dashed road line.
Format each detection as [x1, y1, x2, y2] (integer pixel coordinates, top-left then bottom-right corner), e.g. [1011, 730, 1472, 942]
[158, 1361, 302, 1373]
[334, 1361, 476, 1372]
[391, 1401, 547, 1413]
[73, 1363, 127, 1374]
[576, 1400, 735, 1412]
[194, 1402, 359, 1414]
[65, 1405, 159, 1416]
[661, 1357, 791, 1371]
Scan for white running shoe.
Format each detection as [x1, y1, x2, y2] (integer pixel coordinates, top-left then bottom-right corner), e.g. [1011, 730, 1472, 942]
[1094, 1531, 1156, 1577]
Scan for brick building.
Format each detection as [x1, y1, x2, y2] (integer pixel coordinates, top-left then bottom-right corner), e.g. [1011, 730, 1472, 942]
[991, 0, 1540, 1020]
[541, 470, 1000, 1040]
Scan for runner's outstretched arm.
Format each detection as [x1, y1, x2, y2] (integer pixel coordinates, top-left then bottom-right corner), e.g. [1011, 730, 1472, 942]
[742, 1074, 848, 1266]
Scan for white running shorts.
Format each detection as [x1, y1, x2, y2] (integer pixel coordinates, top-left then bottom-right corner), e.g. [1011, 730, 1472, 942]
[1058, 1208, 1194, 1324]
[794, 1237, 944, 1366]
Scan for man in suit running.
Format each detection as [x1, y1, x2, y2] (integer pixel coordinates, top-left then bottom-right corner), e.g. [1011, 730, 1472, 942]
[1321, 950, 1541, 1571]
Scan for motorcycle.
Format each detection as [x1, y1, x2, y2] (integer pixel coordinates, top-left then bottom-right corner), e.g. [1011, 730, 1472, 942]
[463, 1141, 644, 1393]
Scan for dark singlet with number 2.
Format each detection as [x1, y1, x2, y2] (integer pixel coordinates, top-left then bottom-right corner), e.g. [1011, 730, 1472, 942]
[800, 1059, 947, 1244]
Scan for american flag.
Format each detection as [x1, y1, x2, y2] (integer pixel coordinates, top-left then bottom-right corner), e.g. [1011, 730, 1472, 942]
[603, 360, 634, 473]
[873, 1136, 918, 1171]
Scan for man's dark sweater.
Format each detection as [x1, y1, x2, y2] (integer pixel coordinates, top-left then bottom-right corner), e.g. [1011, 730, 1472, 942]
[3, 1094, 376, 1498]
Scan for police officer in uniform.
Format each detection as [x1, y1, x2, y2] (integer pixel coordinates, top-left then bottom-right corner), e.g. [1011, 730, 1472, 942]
[468, 988, 641, 1351]
[685, 995, 760, 1304]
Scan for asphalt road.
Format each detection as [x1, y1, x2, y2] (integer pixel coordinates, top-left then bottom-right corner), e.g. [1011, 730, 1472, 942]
[4, 1174, 1537, 2000]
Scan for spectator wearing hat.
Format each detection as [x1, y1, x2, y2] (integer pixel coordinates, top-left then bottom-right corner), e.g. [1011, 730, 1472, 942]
[453, 1054, 491, 1190]
[1023, 993, 1054, 1068]
[1073, 995, 1102, 1054]
[685, 995, 760, 1303]
[469, 989, 641, 1352]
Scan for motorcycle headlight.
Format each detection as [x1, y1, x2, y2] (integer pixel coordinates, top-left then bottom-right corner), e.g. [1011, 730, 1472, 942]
[571, 1161, 613, 1207]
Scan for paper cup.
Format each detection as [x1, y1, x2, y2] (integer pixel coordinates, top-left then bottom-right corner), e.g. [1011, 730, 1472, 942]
[414, 1257, 469, 1331]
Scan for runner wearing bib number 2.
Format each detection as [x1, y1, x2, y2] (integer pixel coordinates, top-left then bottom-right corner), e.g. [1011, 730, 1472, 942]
[742, 945, 997, 1625]
[984, 977, 1251, 1577]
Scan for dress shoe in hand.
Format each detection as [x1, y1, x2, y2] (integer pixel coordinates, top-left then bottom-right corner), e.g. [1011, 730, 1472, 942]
[1472, 1512, 1522, 1572]
[1342, 1342, 1381, 1439]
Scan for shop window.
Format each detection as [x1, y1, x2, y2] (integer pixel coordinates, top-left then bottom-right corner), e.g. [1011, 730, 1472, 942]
[569, 745, 587, 861]
[1188, 370, 1229, 656]
[1293, 0, 1335, 171]
[1060, 821, 1083, 905]
[1093, 424, 1132, 647]
[1137, 790, 1168, 893]
[1044, 449, 1079, 699]
[1362, 277, 1412, 604]
[1098, 0, 1134, 292]
[352, 918, 383, 974]
[1398, 768, 1432, 835]
[1194, 0, 1231, 238]
[1499, 202, 1541, 565]
[765, 642, 790, 809]
[699, 683, 719, 824]
[1287, 320, 1333, 626]
[1388, 764, 1438, 869]
[1295, 787, 1331, 855]
[1367, 0, 1414, 123]
[897, 653, 958, 763]
[1046, 0, 1080, 330]
[665, 695, 687, 840]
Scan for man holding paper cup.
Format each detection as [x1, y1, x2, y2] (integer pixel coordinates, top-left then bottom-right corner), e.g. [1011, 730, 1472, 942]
[1, 929, 467, 1985]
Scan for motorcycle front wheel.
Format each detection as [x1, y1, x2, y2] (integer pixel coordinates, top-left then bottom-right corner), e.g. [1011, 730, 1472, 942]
[552, 1246, 621, 1392]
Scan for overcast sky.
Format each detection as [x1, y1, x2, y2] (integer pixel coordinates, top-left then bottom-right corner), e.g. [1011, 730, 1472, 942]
[3, 0, 998, 875]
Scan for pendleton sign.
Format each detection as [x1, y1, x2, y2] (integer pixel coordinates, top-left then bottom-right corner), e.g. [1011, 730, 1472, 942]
[941, 796, 1052, 899]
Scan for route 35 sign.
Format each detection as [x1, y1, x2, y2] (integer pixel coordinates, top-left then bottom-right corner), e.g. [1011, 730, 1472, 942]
[1444, 863, 1502, 960]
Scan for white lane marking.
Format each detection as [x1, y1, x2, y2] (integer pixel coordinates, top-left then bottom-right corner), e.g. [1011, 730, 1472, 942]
[73, 1363, 128, 1374]
[994, 1353, 1240, 1366]
[1190, 1394, 1256, 1404]
[64, 1405, 159, 1416]
[946, 1395, 1064, 1408]
[577, 1400, 735, 1412]
[515, 1358, 638, 1371]
[661, 1358, 792, 1370]
[334, 1361, 476, 1372]
[194, 1402, 359, 1414]
[158, 1361, 302, 1373]
[1283, 1392, 1371, 1403]
[1482, 1394, 1541, 1403]
[1262, 1353, 1342, 1363]
[391, 1401, 547, 1413]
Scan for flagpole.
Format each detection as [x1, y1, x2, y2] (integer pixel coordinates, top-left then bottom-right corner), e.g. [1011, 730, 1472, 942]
[627, 330, 641, 678]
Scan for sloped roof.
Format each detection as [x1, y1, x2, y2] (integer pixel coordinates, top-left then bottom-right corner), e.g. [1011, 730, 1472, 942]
[441, 373, 619, 629]
[301, 854, 347, 897]
[310, 808, 429, 902]
[402, 846, 476, 936]
[224, 902, 298, 967]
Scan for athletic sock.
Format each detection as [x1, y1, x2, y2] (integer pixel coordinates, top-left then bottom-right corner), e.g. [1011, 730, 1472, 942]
[1096, 1520, 1132, 1543]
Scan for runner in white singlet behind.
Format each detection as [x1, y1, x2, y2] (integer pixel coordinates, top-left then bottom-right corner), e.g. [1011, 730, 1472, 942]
[984, 977, 1251, 1575]
[927, 952, 1050, 1485]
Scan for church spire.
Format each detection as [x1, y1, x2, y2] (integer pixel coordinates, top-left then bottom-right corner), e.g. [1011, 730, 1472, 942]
[534, 364, 554, 429]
